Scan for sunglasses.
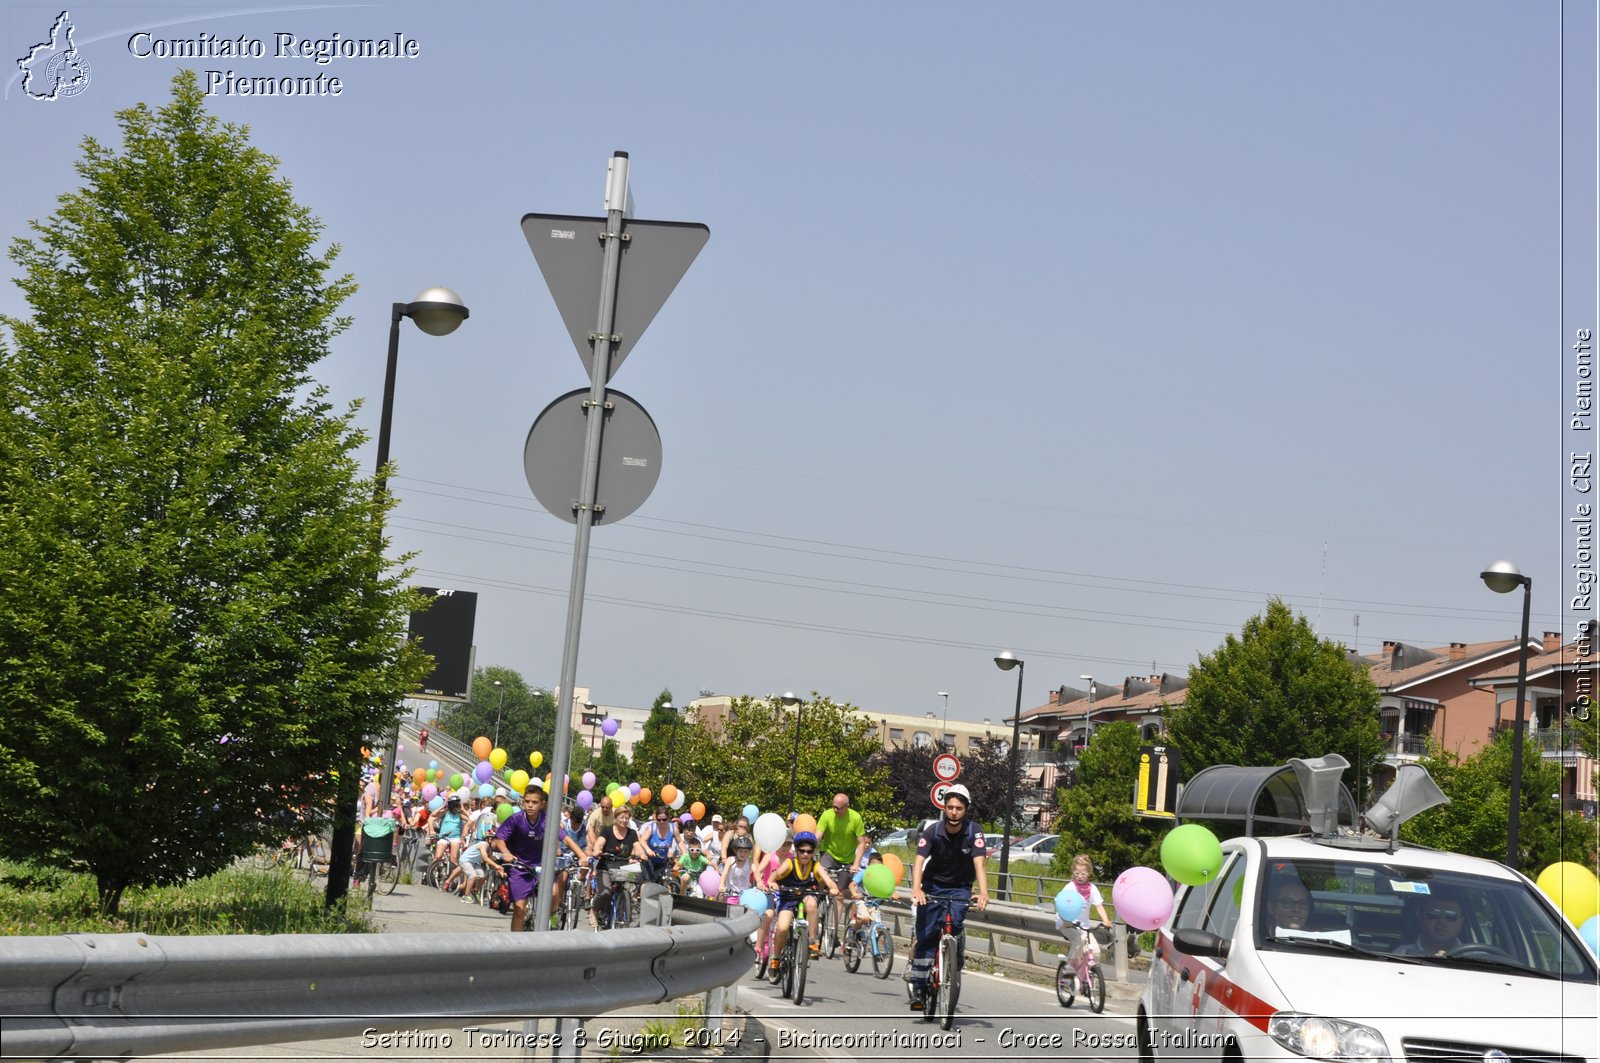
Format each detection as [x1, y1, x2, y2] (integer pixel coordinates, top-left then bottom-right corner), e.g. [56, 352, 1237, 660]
[795, 845, 815, 853]
[1425, 908, 1462, 920]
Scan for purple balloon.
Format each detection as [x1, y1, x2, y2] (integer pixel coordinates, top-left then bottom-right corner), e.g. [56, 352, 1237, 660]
[601, 718, 619, 737]
[422, 783, 437, 801]
[698, 868, 721, 897]
[474, 760, 493, 783]
[576, 789, 594, 811]
[679, 813, 693, 825]
[629, 782, 641, 797]
[582, 771, 597, 789]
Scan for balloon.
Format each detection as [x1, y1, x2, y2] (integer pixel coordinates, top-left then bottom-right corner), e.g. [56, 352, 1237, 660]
[510, 769, 530, 794]
[739, 887, 770, 914]
[472, 737, 492, 759]
[680, 813, 693, 825]
[1054, 886, 1088, 924]
[530, 751, 543, 769]
[601, 719, 619, 737]
[448, 772, 463, 790]
[743, 804, 759, 822]
[582, 771, 596, 790]
[382, 809, 396, 819]
[638, 787, 652, 805]
[670, 790, 686, 810]
[397, 745, 404, 753]
[699, 868, 722, 896]
[863, 864, 896, 899]
[422, 783, 437, 801]
[1112, 866, 1175, 931]
[1535, 862, 1600, 927]
[428, 796, 443, 812]
[629, 782, 641, 797]
[1161, 824, 1224, 887]
[478, 783, 494, 799]
[412, 768, 426, 785]
[490, 748, 508, 771]
[429, 760, 439, 770]
[690, 801, 706, 821]
[496, 802, 515, 822]
[576, 789, 594, 811]
[474, 760, 493, 783]
[661, 784, 679, 805]
[793, 814, 817, 836]
[883, 852, 905, 885]
[753, 812, 787, 852]
[424, 768, 435, 782]
[1233, 878, 1246, 907]
[1579, 915, 1600, 957]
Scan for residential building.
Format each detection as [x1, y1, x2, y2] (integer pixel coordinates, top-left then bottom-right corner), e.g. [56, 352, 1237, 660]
[560, 687, 655, 760]
[686, 695, 1038, 758]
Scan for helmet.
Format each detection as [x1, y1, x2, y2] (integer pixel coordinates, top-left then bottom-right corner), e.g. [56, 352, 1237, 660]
[794, 830, 819, 846]
[942, 784, 971, 806]
[730, 836, 753, 851]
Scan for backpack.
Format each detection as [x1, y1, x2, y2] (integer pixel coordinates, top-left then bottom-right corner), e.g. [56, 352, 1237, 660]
[490, 878, 511, 913]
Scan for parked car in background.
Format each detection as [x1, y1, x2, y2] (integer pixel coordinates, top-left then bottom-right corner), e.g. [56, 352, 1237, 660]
[1009, 832, 1060, 865]
[875, 826, 917, 849]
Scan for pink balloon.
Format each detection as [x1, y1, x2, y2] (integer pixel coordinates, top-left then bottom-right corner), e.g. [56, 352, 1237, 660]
[1112, 866, 1175, 931]
[698, 868, 721, 896]
[422, 783, 437, 801]
[582, 771, 596, 790]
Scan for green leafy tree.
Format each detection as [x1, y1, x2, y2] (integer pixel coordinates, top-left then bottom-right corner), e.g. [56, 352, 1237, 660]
[1165, 598, 1382, 796]
[436, 666, 576, 771]
[1052, 722, 1163, 876]
[872, 735, 1020, 829]
[1402, 733, 1597, 869]
[0, 73, 428, 913]
[628, 689, 682, 786]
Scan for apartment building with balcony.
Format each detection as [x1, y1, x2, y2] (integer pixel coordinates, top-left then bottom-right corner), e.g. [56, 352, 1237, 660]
[1467, 621, 1597, 817]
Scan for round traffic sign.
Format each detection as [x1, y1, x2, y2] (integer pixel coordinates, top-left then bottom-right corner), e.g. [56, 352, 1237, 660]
[932, 752, 961, 783]
[524, 388, 662, 526]
[930, 781, 953, 809]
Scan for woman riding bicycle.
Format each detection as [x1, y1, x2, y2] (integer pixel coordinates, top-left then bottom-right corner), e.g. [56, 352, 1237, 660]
[907, 784, 988, 1010]
[588, 805, 651, 926]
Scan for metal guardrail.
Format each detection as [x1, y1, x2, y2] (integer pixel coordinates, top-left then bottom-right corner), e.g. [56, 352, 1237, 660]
[0, 909, 759, 1061]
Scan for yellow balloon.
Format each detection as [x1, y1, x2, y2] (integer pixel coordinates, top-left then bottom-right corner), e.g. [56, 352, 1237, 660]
[529, 751, 543, 769]
[1535, 861, 1600, 926]
[509, 769, 530, 794]
[489, 747, 508, 771]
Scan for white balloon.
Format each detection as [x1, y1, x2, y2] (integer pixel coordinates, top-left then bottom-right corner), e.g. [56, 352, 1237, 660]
[753, 812, 787, 852]
[670, 790, 686, 809]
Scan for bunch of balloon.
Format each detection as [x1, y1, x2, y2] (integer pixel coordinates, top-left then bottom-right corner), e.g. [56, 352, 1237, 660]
[1535, 862, 1600, 955]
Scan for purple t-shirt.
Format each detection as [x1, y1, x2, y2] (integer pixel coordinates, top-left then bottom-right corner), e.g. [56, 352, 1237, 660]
[495, 810, 547, 864]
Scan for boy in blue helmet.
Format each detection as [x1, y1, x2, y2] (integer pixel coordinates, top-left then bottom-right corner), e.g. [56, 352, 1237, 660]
[765, 829, 842, 979]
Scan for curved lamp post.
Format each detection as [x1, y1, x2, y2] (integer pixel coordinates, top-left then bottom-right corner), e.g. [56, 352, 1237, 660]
[1481, 560, 1532, 869]
[994, 652, 1024, 900]
[327, 287, 469, 909]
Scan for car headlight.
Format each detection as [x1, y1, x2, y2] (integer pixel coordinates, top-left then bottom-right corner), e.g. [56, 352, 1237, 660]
[1268, 1013, 1390, 1061]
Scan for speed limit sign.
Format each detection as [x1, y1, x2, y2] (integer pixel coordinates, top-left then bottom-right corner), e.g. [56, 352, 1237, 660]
[932, 752, 961, 783]
[930, 781, 953, 808]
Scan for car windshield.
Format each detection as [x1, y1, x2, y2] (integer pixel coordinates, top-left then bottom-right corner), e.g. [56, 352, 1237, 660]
[1019, 833, 1052, 848]
[1254, 857, 1595, 980]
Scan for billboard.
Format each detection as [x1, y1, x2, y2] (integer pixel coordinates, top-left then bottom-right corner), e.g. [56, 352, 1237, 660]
[407, 588, 477, 702]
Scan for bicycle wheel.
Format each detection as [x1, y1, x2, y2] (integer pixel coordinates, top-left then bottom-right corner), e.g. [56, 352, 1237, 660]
[1088, 963, 1106, 1013]
[376, 857, 400, 895]
[791, 921, 809, 1005]
[871, 923, 895, 979]
[937, 933, 960, 1030]
[612, 888, 634, 930]
[423, 856, 450, 890]
[842, 927, 862, 973]
[1055, 959, 1077, 1007]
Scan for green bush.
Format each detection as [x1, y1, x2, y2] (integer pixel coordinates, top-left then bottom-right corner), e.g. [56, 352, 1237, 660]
[0, 860, 375, 935]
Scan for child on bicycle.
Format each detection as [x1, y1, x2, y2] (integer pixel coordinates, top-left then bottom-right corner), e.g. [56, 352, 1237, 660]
[1056, 853, 1113, 969]
[848, 850, 887, 931]
[766, 830, 842, 979]
[676, 834, 712, 897]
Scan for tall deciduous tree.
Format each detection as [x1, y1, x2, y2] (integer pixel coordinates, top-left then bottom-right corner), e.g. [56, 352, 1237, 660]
[436, 666, 575, 772]
[872, 735, 1020, 830]
[628, 689, 682, 786]
[1164, 599, 1382, 797]
[0, 73, 429, 913]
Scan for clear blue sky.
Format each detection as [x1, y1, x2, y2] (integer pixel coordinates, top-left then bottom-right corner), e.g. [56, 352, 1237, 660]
[3, 2, 1593, 723]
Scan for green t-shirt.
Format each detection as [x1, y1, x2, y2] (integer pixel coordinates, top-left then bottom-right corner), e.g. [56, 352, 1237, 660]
[678, 851, 710, 875]
[816, 807, 866, 864]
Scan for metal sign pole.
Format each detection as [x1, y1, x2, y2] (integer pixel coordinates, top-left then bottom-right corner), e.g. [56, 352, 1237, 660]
[533, 152, 630, 932]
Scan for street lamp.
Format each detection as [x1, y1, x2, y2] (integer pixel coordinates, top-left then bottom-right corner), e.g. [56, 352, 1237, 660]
[581, 702, 605, 755]
[328, 286, 470, 908]
[492, 680, 506, 750]
[1481, 560, 1533, 869]
[781, 692, 803, 814]
[663, 701, 680, 781]
[939, 691, 950, 747]
[994, 652, 1025, 900]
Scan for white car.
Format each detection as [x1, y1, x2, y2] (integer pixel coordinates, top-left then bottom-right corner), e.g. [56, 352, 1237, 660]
[1009, 832, 1060, 865]
[1138, 776, 1597, 1062]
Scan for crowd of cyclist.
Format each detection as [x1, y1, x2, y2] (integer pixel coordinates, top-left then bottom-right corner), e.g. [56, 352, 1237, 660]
[357, 772, 1109, 1012]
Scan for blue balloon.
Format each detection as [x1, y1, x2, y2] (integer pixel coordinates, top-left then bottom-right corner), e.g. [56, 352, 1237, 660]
[429, 760, 438, 769]
[1580, 915, 1600, 957]
[739, 887, 769, 914]
[428, 796, 444, 812]
[1055, 886, 1087, 924]
[478, 783, 494, 799]
[742, 804, 759, 821]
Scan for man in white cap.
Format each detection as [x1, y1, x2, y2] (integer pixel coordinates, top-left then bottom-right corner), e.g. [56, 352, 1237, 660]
[696, 813, 724, 862]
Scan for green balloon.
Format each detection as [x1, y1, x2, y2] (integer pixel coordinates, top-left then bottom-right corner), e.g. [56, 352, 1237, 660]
[862, 863, 895, 899]
[1161, 823, 1224, 887]
[449, 773, 464, 789]
[496, 801, 515, 822]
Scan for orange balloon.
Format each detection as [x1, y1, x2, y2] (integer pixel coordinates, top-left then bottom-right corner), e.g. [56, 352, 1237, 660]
[793, 814, 818, 836]
[411, 767, 426, 786]
[883, 852, 905, 885]
[660, 784, 679, 805]
[690, 801, 706, 821]
[472, 736, 492, 760]
[638, 787, 652, 805]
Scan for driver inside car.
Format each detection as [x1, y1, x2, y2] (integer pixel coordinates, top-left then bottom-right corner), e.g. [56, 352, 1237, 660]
[1395, 891, 1466, 956]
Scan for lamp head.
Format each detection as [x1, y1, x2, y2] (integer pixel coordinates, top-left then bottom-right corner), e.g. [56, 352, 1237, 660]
[404, 286, 470, 337]
[1480, 560, 1528, 595]
[994, 651, 1021, 672]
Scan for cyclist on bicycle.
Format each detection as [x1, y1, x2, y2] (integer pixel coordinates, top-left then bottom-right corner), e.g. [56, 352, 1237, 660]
[848, 850, 886, 931]
[816, 792, 869, 954]
[1057, 853, 1113, 966]
[640, 805, 679, 885]
[718, 834, 756, 902]
[766, 830, 842, 981]
[676, 834, 712, 896]
[588, 805, 650, 926]
[492, 786, 550, 932]
[907, 783, 988, 1010]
